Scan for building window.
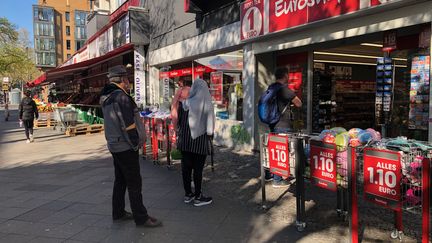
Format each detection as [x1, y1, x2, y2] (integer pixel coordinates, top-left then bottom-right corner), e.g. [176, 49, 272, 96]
[66, 26, 70, 36]
[35, 52, 56, 67]
[75, 40, 85, 51]
[75, 26, 87, 40]
[35, 38, 55, 51]
[66, 40, 71, 50]
[34, 22, 55, 37]
[33, 7, 54, 22]
[67, 54, 71, 59]
[65, 12, 70, 22]
[75, 11, 87, 26]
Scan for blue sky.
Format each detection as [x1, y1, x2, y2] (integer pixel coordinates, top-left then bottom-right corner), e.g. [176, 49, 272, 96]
[0, 0, 38, 43]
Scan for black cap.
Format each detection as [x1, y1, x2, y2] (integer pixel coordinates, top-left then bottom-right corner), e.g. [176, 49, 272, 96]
[107, 65, 128, 78]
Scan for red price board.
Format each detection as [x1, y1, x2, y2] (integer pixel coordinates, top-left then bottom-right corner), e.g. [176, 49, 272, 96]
[168, 124, 176, 146]
[363, 148, 401, 210]
[144, 119, 151, 138]
[210, 71, 223, 104]
[157, 120, 165, 141]
[310, 140, 337, 191]
[268, 134, 289, 178]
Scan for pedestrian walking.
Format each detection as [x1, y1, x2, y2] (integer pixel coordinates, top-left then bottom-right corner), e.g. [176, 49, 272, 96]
[4, 102, 10, 121]
[100, 65, 162, 227]
[19, 90, 38, 143]
[177, 78, 215, 206]
[261, 67, 302, 187]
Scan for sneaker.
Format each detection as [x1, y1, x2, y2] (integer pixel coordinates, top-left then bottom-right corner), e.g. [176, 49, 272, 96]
[272, 180, 290, 188]
[193, 194, 212, 207]
[265, 176, 273, 182]
[113, 211, 133, 221]
[184, 193, 195, 203]
[29, 135, 34, 142]
[26, 139, 30, 144]
[136, 216, 162, 228]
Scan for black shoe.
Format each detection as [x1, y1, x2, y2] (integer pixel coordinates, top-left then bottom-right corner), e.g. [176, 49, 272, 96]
[193, 194, 212, 207]
[184, 193, 195, 203]
[113, 211, 133, 221]
[136, 216, 162, 227]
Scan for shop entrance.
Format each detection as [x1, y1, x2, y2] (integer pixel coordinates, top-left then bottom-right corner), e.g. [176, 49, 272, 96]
[309, 25, 430, 141]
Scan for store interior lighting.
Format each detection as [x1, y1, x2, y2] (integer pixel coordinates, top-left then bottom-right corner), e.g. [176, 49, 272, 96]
[314, 59, 407, 68]
[360, 43, 384, 48]
[314, 51, 407, 61]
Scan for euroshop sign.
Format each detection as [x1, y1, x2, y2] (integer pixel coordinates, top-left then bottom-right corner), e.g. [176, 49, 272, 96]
[240, 0, 398, 41]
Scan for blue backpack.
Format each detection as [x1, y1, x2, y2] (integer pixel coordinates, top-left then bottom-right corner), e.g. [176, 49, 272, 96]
[258, 82, 285, 125]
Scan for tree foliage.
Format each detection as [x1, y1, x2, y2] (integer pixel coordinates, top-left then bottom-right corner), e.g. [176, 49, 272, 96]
[0, 17, 41, 88]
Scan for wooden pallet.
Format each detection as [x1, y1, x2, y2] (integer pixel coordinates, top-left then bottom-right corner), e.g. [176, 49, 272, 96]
[66, 124, 89, 136]
[87, 124, 104, 134]
[34, 119, 57, 128]
[66, 124, 104, 136]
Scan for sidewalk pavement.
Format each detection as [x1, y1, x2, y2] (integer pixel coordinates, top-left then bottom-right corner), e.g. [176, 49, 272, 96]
[0, 110, 420, 243]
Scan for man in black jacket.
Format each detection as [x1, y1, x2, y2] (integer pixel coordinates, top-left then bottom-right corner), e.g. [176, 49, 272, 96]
[100, 65, 161, 227]
[19, 90, 38, 143]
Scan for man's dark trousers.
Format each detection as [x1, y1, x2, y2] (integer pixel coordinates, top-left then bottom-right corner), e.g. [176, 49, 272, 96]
[111, 149, 148, 224]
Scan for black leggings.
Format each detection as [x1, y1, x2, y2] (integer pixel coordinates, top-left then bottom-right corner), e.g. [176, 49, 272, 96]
[181, 151, 207, 196]
[23, 120, 34, 139]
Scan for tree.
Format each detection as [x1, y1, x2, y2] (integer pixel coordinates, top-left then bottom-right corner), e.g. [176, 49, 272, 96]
[0, 18, 41, 88]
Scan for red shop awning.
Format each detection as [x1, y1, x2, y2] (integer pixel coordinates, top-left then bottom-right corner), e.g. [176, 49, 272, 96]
[47, 43, 134, 77]
[27, 73, 47, 87]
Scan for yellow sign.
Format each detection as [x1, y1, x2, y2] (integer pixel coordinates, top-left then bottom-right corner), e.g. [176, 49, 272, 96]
[2, 84, 9, 91]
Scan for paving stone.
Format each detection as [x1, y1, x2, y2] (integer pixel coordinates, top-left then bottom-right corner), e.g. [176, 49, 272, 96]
[40, 211, 79, 225]
[66, 214, 106, 227]
[28, 236, 65, 243]
[0, 233, 35, 243]
[14, 209, 57, 222]
[14, 184, 64, 192]
[36, 201, 73, 211]
[39, 223, 86, 239]
[70, 227, 114, 242]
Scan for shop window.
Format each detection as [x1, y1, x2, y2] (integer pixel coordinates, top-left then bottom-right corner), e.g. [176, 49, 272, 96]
[310, 25, 430, 140]
[66, 40, 71, 50]
[159, 50, 244, 121]
[66, 26, 70, 36]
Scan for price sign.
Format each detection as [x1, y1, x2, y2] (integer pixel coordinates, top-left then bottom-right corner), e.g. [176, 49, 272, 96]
[268, 134, 289, 178]
[310, 140, 337, 191]
[240, 0, 264, 41]
[168, 123, 176, 146]
[144, 119, 151, 138]
[157, 120, 164, 141]
[363, 148, 401, 210]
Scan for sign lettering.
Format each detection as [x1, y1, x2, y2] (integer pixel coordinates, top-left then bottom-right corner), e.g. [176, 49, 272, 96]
[363, 148, 401, 210]
[310, 140, 337, 191]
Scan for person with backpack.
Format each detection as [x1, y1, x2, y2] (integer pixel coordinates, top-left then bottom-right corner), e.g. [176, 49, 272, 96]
[19, 90, 39, 143]
[258, 67, 302, 187]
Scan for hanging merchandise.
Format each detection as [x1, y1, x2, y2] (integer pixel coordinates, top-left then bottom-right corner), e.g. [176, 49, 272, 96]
[375, 57, 394, 125]
[408, 55, 430, 130]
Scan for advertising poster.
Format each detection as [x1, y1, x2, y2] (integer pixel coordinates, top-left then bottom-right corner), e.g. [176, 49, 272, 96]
[409, 55, 430, 130]
[309, 140, 337, 191]
[210, 71, 223, 104]
[363, 148, 401, 210]
[134, 50, 145, 105]
[268, 134, 290, 178]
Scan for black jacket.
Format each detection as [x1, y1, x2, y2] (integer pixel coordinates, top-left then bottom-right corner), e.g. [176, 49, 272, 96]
[19, 97, 38, 121]
[100, 83, 145, 152]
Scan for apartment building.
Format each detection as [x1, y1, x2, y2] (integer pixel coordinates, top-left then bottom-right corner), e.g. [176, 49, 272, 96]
[33, 0, 92, 70]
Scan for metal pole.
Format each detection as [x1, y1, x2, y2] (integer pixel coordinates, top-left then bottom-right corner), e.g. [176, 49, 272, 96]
[295, 136, 306, 231]
[260, 134, 267, 209]
[348, 147, 358, 243]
